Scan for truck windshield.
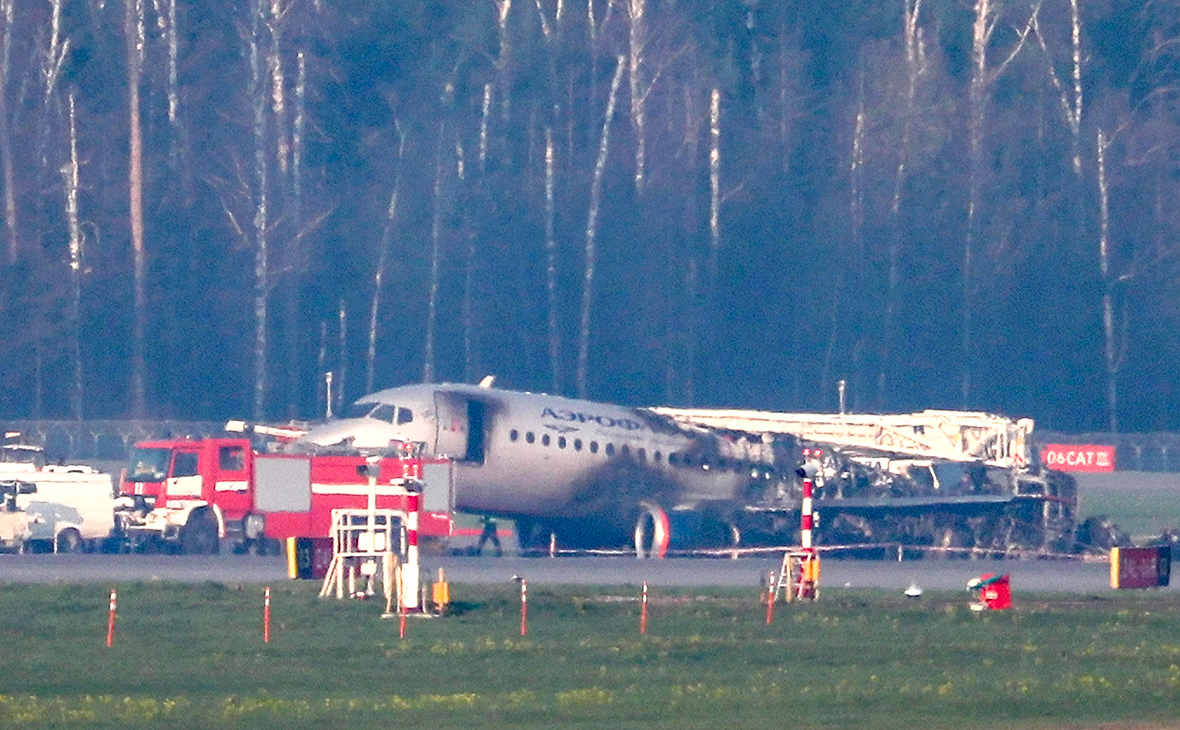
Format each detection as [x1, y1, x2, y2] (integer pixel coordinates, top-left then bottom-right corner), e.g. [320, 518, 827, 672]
[126, 447, 171, 482]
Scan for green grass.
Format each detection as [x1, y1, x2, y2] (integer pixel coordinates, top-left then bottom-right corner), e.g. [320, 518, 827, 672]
[1077, 483, 1180, 540]
[1, 581, 1180, 728]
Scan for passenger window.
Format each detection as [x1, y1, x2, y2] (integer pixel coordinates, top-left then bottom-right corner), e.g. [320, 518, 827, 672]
[590, 441, 598, 454]
[370, 404, 396, 422]
[574, 439, 582, 451]
[637, 448, 646, 461]
[620, 445, 630, 457]
[173, 452, 199, 478]
[654, 451, 662, 462]
[558, 437, 567, 449]
[542, 434, 551, 447]
[510, 429, 519, 442]
[605, 443, 615, 456]
[526, 432, 535, 444]
[218, 446, 244, 471]
[397, 408, 414, 424]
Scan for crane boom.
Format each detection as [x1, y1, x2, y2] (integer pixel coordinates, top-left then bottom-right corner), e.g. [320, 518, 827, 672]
[648, 408, 1033, 469]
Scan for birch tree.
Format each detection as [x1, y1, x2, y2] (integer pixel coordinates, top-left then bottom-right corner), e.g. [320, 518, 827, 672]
[961, 0, 1037, 407]
[628, 0, 647, 193]
[1032, 0, 1083, 179]
[823, 82, 866, 402]
[249, 0, 271, 419]
[124, 0, 147, 417]
[576, 55, 624, 399]
[544, 125, 560, 394]
[366, 121, 405, 394]
[423, 116, 449, 385]
[63, 87, 82, 419]
[285, 49, 306, 416]
[336, 298, 346, 414]
[0, 0, 15, 264]
[878, 0, 926, 410]
[1095, 128, 1124, 432]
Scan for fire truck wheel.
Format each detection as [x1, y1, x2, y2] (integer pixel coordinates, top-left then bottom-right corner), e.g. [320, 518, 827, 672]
[55, 528, 84, 554]
[181, 510, 220, 555]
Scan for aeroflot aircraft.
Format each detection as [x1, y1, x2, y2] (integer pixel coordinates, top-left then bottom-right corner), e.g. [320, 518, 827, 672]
[293, 381, 802, 554]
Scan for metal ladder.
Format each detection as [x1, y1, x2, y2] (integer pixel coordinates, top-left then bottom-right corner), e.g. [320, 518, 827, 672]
[772, 549, 820, 603]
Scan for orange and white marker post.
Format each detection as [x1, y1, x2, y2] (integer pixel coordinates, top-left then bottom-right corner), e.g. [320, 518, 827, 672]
[106, 589, 117, 647]
[640, 582, 649, 635]
[263, 586, 271, 644]
[520, 579, 528, 637]
[765, 571, 775, 625]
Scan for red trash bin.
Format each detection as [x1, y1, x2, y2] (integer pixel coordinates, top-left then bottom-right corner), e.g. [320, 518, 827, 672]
[968, 573, 1011, 610]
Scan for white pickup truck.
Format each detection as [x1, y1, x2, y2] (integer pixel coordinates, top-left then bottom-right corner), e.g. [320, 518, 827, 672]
[0, 443, 116, 553]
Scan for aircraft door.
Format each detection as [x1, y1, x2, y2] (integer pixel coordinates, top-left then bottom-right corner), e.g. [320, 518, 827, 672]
[433, 392, 487, 464]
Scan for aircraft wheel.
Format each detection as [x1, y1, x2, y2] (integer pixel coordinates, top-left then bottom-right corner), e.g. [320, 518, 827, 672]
[55, 528, 84, 554]
[633, 501, 669, 559]
[181, 510, 220, 555]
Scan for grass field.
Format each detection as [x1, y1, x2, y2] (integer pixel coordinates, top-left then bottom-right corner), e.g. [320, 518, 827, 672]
[1076, 474, 1180, 540]
[1, 581, 1179, 729]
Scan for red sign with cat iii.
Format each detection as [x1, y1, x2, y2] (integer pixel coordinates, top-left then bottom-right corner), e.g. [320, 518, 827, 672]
[1039, 444, 1116, 472]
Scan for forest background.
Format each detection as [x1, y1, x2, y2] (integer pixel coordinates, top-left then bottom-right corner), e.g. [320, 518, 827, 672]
[0, 0, 1176, 433]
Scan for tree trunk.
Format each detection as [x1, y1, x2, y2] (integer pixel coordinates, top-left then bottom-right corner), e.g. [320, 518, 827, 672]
[544, 125, 560, 394]
[423, 119, 447, 384]
[879, 0, 923, 411]
[250, 0, 270, 420]
[823, 88, 865, 406]
[1097, 129, 1121, 433]
[125, 0, 147, 418]
[366, 121, 405, 394]
[459, 138, 479, 384]
[268, 0, 288, 176]
[0, 0, 15, 264]
[286, 49, 306, 418]
[963, 0, 1035, 408]
[63, 88, 82, 420]
[337, 298, 347, 413]
[628, 0, 646, 194]
[704, 87, 721, 399]
[576, 55, 624, 399]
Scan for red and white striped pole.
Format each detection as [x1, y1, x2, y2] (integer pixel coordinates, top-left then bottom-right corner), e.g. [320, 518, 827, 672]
[800, 470, 814, 551]
[401, 490, 421, 612]
[520, 579, 528, 637]
[106, 589, 117, 648]
[765, 571, 775, 624]
[797, 461, 819, 601]
[640, 582, 649, 635]
[263, 586, 271, 644]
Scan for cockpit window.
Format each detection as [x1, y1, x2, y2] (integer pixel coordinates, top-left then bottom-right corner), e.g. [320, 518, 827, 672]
[346, 402, 379, 418]
[397, 408, 413, 424]
[370, 404, 396, 422]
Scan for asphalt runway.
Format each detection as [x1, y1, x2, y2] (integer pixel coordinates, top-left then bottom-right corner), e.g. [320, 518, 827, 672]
[0, 553, 1149, 595]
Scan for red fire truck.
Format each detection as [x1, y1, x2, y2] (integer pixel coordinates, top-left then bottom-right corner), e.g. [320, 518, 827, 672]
[117, 437, 453, 554]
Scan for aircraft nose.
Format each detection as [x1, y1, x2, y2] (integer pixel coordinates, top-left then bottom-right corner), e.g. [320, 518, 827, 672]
[299, 422, 356, 446]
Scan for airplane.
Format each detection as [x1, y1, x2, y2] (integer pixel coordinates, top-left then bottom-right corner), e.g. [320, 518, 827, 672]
[292, 380, 804, 556]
